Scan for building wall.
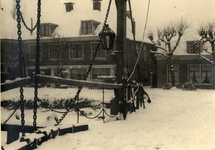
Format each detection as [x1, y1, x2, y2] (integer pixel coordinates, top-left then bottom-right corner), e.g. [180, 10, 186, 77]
[1, 38, 156, 85]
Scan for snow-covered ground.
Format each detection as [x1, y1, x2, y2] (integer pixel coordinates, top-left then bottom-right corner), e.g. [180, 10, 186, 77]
[1, 87, 215, 150]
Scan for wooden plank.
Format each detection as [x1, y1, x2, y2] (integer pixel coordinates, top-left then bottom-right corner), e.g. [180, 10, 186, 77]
[2, 124, 89, 150]
[37, 74, 124, 89]
[1, 77, 31, 92]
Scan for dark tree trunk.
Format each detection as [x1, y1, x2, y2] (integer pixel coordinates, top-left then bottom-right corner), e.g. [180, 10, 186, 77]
[212, 42, 215, 89]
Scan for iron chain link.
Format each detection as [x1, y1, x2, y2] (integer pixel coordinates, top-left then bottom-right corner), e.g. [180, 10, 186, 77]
[55, 0, 113, 126]
[16, 0, 25, 137]
[33, 0, 41, 131]
[20, 12, 38, 34]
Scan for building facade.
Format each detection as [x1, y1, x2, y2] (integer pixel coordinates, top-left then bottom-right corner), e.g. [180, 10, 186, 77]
[1, 0, 157, 86]
[156, 40, 214, 89]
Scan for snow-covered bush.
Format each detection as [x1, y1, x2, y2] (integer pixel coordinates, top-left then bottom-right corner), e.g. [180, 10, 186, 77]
[182, 82, 197, 91]
[61, 69, 69, 78]
[1, 98, 103, 110]
[97, 76, 116, 83]
[162, 83, 173, 90]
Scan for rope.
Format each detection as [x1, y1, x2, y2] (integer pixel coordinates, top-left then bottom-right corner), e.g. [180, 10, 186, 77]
[55, 0, 113, 126]
[127, 0, 151, 81]
[126, 83, 140, 103]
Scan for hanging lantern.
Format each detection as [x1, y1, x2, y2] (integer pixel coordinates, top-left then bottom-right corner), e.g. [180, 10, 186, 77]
[99, 24, 115, 50]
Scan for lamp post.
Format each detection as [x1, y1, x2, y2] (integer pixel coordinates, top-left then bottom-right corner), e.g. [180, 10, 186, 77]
[99, 0, 127, 119]
[99, 24, 115, 51]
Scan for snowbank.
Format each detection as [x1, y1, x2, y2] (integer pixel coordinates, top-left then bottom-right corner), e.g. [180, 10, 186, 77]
[1, 87, 215, 150]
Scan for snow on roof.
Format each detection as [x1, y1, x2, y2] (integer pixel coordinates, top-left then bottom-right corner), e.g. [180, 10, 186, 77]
[1, 0, 135, 40]
[1, 0, 212, 56]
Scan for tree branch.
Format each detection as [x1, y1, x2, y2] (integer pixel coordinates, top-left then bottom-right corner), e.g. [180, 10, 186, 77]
[198, 54, 214, 64]
[149, 38, 168, 53]
[204, 49, 213, 55]
[171, 32, 182, 54]
[149, 50, 168, 59]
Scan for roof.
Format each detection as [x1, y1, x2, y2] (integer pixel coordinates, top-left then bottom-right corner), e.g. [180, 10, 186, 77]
[1, 0, 213, 56]
[0, 0, 135, 41]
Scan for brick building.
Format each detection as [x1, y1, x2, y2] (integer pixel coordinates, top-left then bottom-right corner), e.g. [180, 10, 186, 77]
[1, 0, 157, 86]
[155, 39, 214, 89]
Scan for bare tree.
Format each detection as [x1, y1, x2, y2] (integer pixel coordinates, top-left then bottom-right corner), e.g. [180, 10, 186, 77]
[196, 21, 215, 88]
[148, 18, 190, 86]
[51, 33, 68, 78]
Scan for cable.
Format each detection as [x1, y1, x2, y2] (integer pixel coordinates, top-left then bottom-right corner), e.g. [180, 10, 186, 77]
[127, 0, 151, 81]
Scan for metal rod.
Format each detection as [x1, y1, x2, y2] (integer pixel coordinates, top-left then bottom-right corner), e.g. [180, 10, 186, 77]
[103, 88, 105, 123]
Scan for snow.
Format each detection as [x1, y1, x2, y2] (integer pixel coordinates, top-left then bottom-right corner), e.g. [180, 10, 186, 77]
[0, 0, 135, 40]
[1, 87, 215, 150]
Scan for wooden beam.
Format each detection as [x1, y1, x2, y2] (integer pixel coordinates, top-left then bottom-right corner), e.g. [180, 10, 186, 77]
[37, 74, 124, 89]
[1, 77, 31, 92]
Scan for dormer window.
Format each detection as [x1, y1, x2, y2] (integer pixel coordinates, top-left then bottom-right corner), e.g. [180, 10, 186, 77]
[64, 2, 74, 12]
[93, 0, 101, 11]
[187, 41, 202, 53]
[40, 23, 58, 37]
[80, 20, 100, 35]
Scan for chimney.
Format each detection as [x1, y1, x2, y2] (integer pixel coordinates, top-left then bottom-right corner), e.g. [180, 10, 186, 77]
[92, 0, 102, 11]
[64, 2, 74, 12]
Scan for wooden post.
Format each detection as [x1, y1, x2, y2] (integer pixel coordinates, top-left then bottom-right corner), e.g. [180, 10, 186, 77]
[110, 0, 127, 118]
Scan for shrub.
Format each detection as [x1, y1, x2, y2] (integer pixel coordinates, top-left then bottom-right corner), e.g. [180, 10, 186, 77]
[182, 82, 197, 91]
[97, 76, 116, 83]
[162, 83, 173, 90]
[1, 98, 105, 110]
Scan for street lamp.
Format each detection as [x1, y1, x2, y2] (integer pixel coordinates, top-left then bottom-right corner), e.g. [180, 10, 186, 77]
[99, 24, 115, 51]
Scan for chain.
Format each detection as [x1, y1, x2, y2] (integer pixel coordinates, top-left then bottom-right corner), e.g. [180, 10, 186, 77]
[55, 0, 113, 126]
[16, 0, 25, 137]
[33, 0, 41, 131]
[20, 12, 38, 34]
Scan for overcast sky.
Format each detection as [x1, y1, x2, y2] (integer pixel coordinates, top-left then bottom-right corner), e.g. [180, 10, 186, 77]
[1, 0, 215, 41]
[130, 0, 215, 40]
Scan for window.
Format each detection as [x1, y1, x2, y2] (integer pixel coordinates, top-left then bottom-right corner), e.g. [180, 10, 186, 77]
[93, 1, 101, 11]
[92, 68, 110, 79]
[201, 65, 212, 83]
[92, 43, 106, 59]
[189, 64, 212, 84]
[69, 44, 84, 59]
[40, 23, 58, 37]
[80, 20, 100, 35]
[81, 21, 92, 34]
[187, 41, 201, 53]
[167, 65, 179, 84]
[49, 45, 58, 59]
[189, 65, 199, 83]
[29, 45, 41, 60]
[40, 24, 50, 36]
[70, 68, 86, 80]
